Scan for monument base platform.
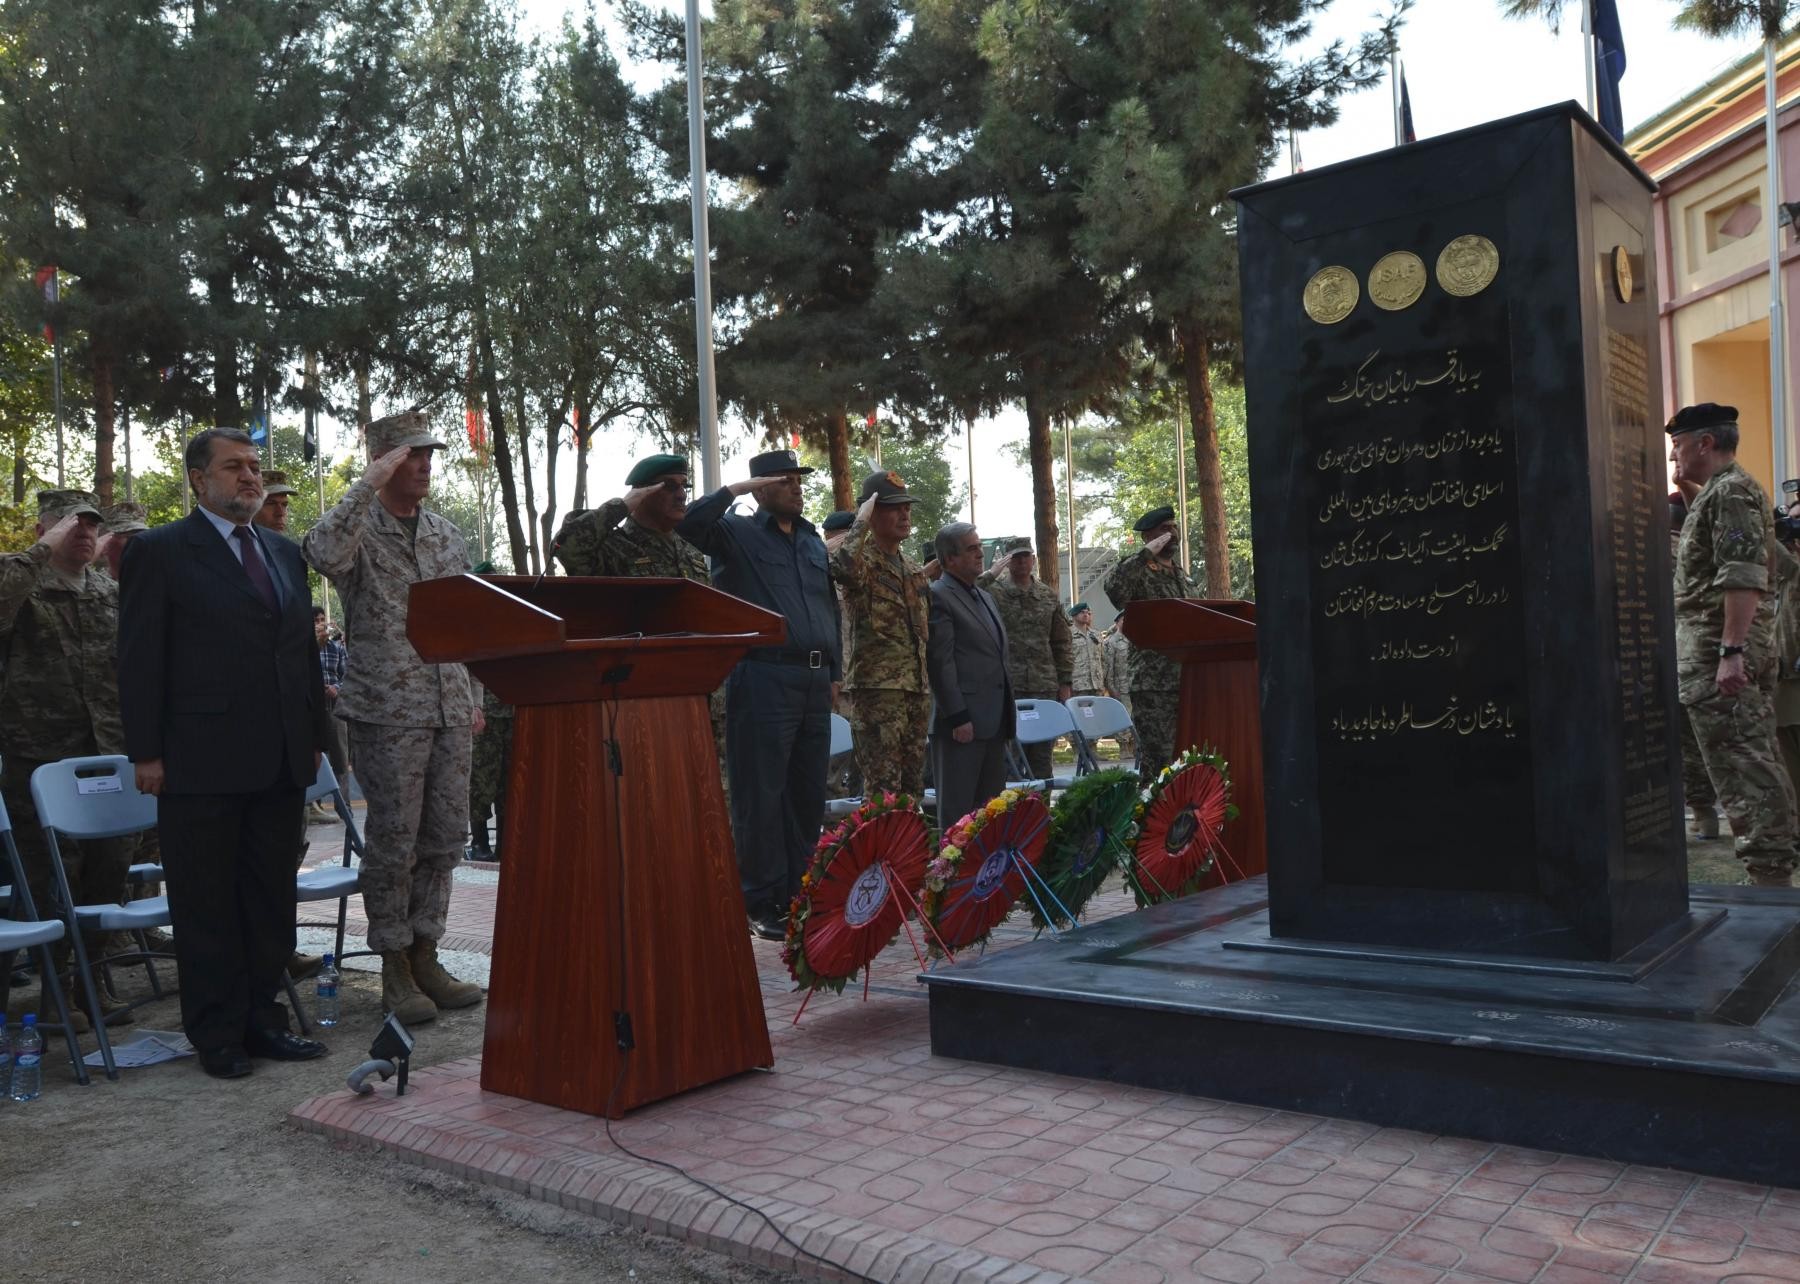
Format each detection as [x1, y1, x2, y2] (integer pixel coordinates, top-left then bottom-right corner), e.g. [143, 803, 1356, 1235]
[922, 877, 1800, 1187]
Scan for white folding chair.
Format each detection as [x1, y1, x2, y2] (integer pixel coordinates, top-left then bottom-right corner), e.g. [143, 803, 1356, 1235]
[296, 757, 366, 965]
[0, 792, 87, 1085]
[1064, 696, 1136, 774]
[1005, 698, 1082, 793]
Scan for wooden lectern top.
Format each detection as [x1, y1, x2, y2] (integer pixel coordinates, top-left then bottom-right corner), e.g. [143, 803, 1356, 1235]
[1120, 598, 1257, 663]
[407, 574, 786, 705]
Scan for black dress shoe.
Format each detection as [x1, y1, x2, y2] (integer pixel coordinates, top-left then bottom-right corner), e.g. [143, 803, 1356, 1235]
[198, 1046, 253, 1079]
[748, 912, 787, 942]
[244, 1028, 329, 1061]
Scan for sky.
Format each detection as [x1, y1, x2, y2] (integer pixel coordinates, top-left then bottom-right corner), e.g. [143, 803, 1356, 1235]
[315, 1, 1771, 555]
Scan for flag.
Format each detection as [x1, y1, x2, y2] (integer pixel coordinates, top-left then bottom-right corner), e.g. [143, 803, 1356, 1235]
[865, 410, 877, 428]
[33, 265, 55, 343]
[247, 390, 268, 445]
[465, 406, 487, 456]
[1592, 0, 1626, 143]
[1399, 70, 1417, 146]
[303, 408, 317, 463]
[1290, 131, 1304, 175]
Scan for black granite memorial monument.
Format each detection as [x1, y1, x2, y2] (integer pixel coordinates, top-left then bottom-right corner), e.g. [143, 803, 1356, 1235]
[922, 105, 1800, 1185]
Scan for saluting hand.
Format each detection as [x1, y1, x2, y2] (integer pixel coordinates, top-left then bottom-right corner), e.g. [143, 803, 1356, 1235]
[38, 515, 83, 557]
[360, 444, 414, 492]
[1145, 531, 1175, 557]
[924, 558, 942, 581]
[856, 491, 878, 524]
[727, 475, 787, 498]
[623, 483, 659, 516]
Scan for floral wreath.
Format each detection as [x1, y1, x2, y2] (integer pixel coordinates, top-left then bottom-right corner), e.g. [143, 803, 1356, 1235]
[1030, 767, 1140, 931]
[783, 792, 931, 999]
[922, 788, 1052, 956]
[1125, 746, 1238, 908]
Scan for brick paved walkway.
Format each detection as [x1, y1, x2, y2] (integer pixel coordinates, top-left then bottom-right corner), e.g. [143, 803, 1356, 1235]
[290, 836, 1800, 1284]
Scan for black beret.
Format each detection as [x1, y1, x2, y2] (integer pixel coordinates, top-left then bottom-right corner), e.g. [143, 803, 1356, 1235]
[822, 510, 855, 532]
[1666, 403, 1738, 436]
[625, 453, 690, 485]
[1133, 505, 1176, 533]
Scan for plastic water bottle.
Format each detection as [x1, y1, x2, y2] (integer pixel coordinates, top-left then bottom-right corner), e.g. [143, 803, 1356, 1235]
[315, 954, 340, 1028]
[10, 1014, 42, 1101]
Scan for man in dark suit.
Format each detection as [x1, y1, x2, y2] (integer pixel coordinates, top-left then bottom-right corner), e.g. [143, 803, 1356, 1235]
[927, 522, 1016, 830]
[118, 428, 335, 1079]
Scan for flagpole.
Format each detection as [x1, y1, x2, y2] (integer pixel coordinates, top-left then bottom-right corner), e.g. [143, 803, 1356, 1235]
[122, 402, 132, 502]
[1174, 381, 1191, 577]
[1582, 0, 1599, 120]
[1391, 53, 1404, 148]
[966, 416, 977, 524]
[1767, 33, 1790, 491]
[49, 270, 63, 487]
[684, 0, 722, 493]
[1062, 418, 1079, 607]
[180, 409, 191, 516]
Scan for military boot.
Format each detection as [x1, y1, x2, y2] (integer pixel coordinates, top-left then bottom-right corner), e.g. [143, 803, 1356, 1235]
[379, 950, 438, 1025]
[1691, 806, 1721, 840]
[1748, 867, 1795, 888]
[407, 937, 483, 1009]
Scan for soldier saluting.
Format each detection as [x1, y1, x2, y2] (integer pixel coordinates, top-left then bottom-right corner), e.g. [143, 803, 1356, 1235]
[1668, 402, 1798, 887]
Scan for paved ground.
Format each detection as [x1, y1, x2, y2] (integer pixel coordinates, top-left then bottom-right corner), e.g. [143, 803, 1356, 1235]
[6, 806, 1789, 1284]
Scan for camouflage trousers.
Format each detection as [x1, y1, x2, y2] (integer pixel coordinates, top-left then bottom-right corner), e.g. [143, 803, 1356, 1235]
[347, 721, 473, 952]
[0, 757, 133, 947]
[1686, 675, 1800, 878]
[1132, 689, 1179, 778]
[1680, 705, 1716, 813]
[468, 713, 514, 843]
[847, 687, 931, 801]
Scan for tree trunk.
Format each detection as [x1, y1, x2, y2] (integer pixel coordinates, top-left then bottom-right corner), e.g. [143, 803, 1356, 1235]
[1179, 321, 1230, 597]
[208, 271, 240, 426]
[540, 393, 571, 567]
[12, 422, 25, 505]
[354, 356, 372, 429]
[91, 342, 116, 506]
[572, 393, 592, 514]
[826, 407, 854, 509]
[513, 374, 540, 575]
[1022, 372, 1061, 596]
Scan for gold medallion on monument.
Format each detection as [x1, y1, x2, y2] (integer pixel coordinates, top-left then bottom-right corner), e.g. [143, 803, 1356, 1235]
[1368, 251, 1427, 311]
[1612, 245, 1634, 303]
[1302, 266, 1359, 324]
[1435, 235, 1500, 298]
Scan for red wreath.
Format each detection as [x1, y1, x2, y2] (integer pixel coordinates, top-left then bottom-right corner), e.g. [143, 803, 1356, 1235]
[930, 794, 1052, 951]
[797, 807, 931, 987]
[1131, 755, 1231, 902]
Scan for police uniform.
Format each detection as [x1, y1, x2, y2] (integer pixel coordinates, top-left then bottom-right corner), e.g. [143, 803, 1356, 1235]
[0, 492, 132, 1018]
[1670, 404, 1798, 883]
[302, 411, 483, 1020]
[1102, 506, 1194, 775]
[979, 538, 1073, 779]
[832, 473, 930, 798]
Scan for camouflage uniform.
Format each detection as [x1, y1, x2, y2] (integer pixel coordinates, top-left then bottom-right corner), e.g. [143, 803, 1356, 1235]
[830, 514, 930, 798]
[978, 568, 1074, 778]
[303, 476, 478, 952]
[1070, 622, 1106, 695]
[553, 498, 728, 794]
[1104, 627, 1136, 757]
[1674, 461, 1797, 880]
[1671, 518, 1717, 821]
[467, 682, 514, 855]
[0, 510, 132, 946]
[1103, 548, 1195, 775]
[1773, 542, 1800, 805]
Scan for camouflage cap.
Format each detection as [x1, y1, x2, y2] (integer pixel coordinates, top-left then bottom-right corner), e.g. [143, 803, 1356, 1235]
[1003, 536, 1034, 555]
[262, 469, 298, 497]
[37, 489, 103, 523]
[101, 502, 150, 535]
[365, 409, 445, 456]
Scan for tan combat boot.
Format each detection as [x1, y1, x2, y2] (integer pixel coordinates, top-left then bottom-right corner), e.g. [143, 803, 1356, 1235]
[379, 949, 438, 1024]
[1690, 806, 1721, 840]
[407, 937, 483, 1009]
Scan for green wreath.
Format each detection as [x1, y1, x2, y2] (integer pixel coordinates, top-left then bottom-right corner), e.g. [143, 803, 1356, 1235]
[1029, 768, 1140, 931]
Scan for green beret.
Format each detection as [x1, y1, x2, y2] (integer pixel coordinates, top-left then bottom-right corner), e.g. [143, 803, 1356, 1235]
[1133, 505, 1176, 533]
[822, 510, 855, 533]
[1069, 601, 1089, 616]
[626, 454, 690, 486]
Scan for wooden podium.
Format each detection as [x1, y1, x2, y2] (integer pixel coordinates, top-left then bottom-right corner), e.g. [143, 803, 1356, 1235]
[408, 574, 781, 1116]
[1121, 599, 1266, 884]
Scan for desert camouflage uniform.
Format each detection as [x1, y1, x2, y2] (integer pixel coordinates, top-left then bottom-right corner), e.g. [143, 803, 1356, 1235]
[831, 514, 930, 798]
[303, 479, 477, 952]
[1071, 622, 1106, 694]
[554, 498, 728, 795]
[978, 568, 1074, 778]
[468, 683, 514, 853]
[1104, 627, 1136, 757]
[1103, 548, 1194, 775]
[1674, 461, 1796, 879]
[0, 544, 132, 940]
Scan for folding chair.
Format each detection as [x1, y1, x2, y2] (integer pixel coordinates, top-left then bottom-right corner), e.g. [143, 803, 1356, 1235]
[1005, 698, 1082, 793]
[295, 758, 366, 965]
[1063, 696, 1136, 774]
[31, 755, 315, 1078]
[824, 713, 862, 820]
[0, 792, 88, 1086]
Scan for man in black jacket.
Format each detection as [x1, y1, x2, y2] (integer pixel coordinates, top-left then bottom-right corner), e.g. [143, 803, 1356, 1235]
[118, 428, 335, 1079]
